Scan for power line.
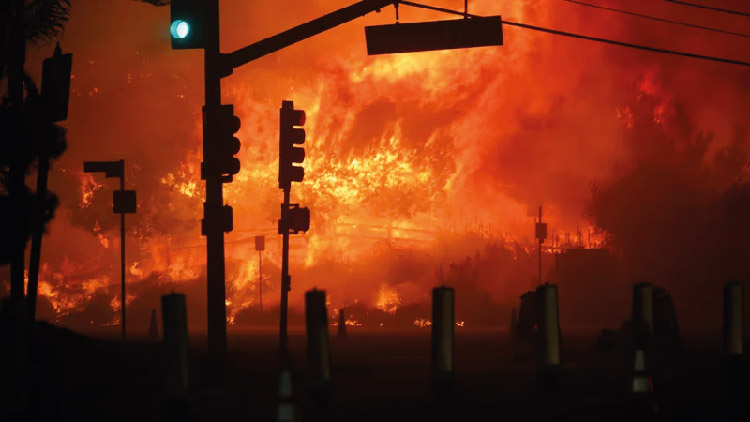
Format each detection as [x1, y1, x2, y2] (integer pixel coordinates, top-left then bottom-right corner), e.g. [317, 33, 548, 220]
[665, 0, 750, 17]
[563, 0, 750, 38]
[398, 1, 750, 67]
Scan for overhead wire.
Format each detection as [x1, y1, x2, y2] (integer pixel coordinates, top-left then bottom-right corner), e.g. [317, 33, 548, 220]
[397, 0, 750, 67]
[562, 0, 750, 38]
[665, 0, 750, 17]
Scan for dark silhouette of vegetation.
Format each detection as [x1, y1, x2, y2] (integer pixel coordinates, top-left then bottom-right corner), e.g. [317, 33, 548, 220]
[1, 0, 71, 264]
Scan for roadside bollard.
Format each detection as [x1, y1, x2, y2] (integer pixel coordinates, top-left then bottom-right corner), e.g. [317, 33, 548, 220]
[632, 282, 654, 347]
[306, 289, 331, 393]
[431, 285, 455, 398]
[337, 308, 347, 340]
[161, 292, 189, 419]
[723, 281, 743, 356]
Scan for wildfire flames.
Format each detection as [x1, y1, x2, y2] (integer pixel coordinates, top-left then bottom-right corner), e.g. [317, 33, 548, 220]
[6, 0, 748, 332]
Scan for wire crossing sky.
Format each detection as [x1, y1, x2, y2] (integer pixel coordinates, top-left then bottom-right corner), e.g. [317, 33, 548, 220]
[665, 0, 750, 17]
[562, 0, 750, 38]
[399, 0, 750, 66]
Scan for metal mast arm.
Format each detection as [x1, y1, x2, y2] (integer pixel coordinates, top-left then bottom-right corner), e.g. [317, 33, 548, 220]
[226, 0, 396, 69]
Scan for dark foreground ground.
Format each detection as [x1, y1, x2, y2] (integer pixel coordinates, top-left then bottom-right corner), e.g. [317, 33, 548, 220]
[3, 324, 749, 421]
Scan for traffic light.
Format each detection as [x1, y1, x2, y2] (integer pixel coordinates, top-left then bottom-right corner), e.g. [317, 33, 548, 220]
[279, 203, 310, 235]
[170, 0, 206, 49]
[279, 100, 306, 190]
[41, 43, 72, 122]
[216, 105, 241, 180]
[203, 104, 241, 182]
[201, 204, 233, 235]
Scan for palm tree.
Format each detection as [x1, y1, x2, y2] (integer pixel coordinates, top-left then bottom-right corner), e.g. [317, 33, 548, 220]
[1, 0, 170, 312]
[1, 1, 168, 416]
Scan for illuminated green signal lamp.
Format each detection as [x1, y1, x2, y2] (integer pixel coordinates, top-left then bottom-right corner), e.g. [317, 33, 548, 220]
[170, 0, 205, 50]
[170, 20, 190, 40]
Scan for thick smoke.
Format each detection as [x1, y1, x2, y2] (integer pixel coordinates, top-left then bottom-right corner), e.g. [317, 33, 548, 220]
[589, 89, 750, 330]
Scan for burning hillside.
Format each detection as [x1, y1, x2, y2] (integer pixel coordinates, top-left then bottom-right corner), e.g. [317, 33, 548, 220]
[3, 0, 748, 332]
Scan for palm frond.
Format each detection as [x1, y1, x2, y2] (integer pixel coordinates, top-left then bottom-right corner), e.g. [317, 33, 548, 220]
[139, 0, 171, 6]
[24, 0, 72, 45]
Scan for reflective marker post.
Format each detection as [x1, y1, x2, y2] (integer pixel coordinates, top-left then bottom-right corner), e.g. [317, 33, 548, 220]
[632, 282, 654, 348]
[724, 281, 743, 356]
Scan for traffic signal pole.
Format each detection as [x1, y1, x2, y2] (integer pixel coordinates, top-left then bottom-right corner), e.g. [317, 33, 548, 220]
[120, 175, 126, 340]
[203, 0, 228, 361]
[172, 0, 399, 364]
[279, 188, 291, 364]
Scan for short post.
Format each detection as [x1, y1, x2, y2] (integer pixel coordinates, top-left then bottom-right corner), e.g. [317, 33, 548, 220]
[255, 235, 265, 311]
[629, 347, 658, 415]
[148, 308, 159, 341]
[724, 281, 743, 356]
[337, 308, 347, 340]
[305, 289, 331, 395]
[277, 369, 294, 422]
[510, 308, 518, 359]
[632, 282, 653, 347]
[162, 293, 189, 417]
[722, 281, 744, 414]
[431, 286, 455, 395]
[537, 284, 561, 391]
[538, 284, 561, 367]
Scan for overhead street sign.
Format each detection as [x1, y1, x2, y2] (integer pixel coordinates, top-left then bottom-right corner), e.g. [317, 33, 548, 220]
[365, 16, 503, 55]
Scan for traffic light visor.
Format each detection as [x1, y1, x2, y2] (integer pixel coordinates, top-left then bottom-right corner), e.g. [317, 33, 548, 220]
[171, 20, 190, 39]
[292, 110, 306, 126]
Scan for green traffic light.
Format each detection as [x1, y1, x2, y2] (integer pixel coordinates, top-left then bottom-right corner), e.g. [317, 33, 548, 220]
[170, 20, 190, 39]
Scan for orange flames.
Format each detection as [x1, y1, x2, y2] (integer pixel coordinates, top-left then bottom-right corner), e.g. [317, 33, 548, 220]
[375, 284, 401, 314]
[413, 318, 431, 328]
[19, 0, 745, 330]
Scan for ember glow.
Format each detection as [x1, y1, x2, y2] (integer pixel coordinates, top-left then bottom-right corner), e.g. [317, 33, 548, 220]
[8, 0, 749, 332]
[413, 318, 431, 328]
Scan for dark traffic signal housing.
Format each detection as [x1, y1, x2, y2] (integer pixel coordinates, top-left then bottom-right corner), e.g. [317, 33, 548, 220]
[41, 43, 72, 122]
[202, 204, 234, 235]
[203, 104, 241, 183]
[170, 0, 207, 50]
[279, 100, 306, 190]
[279, 203, 310, 235]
